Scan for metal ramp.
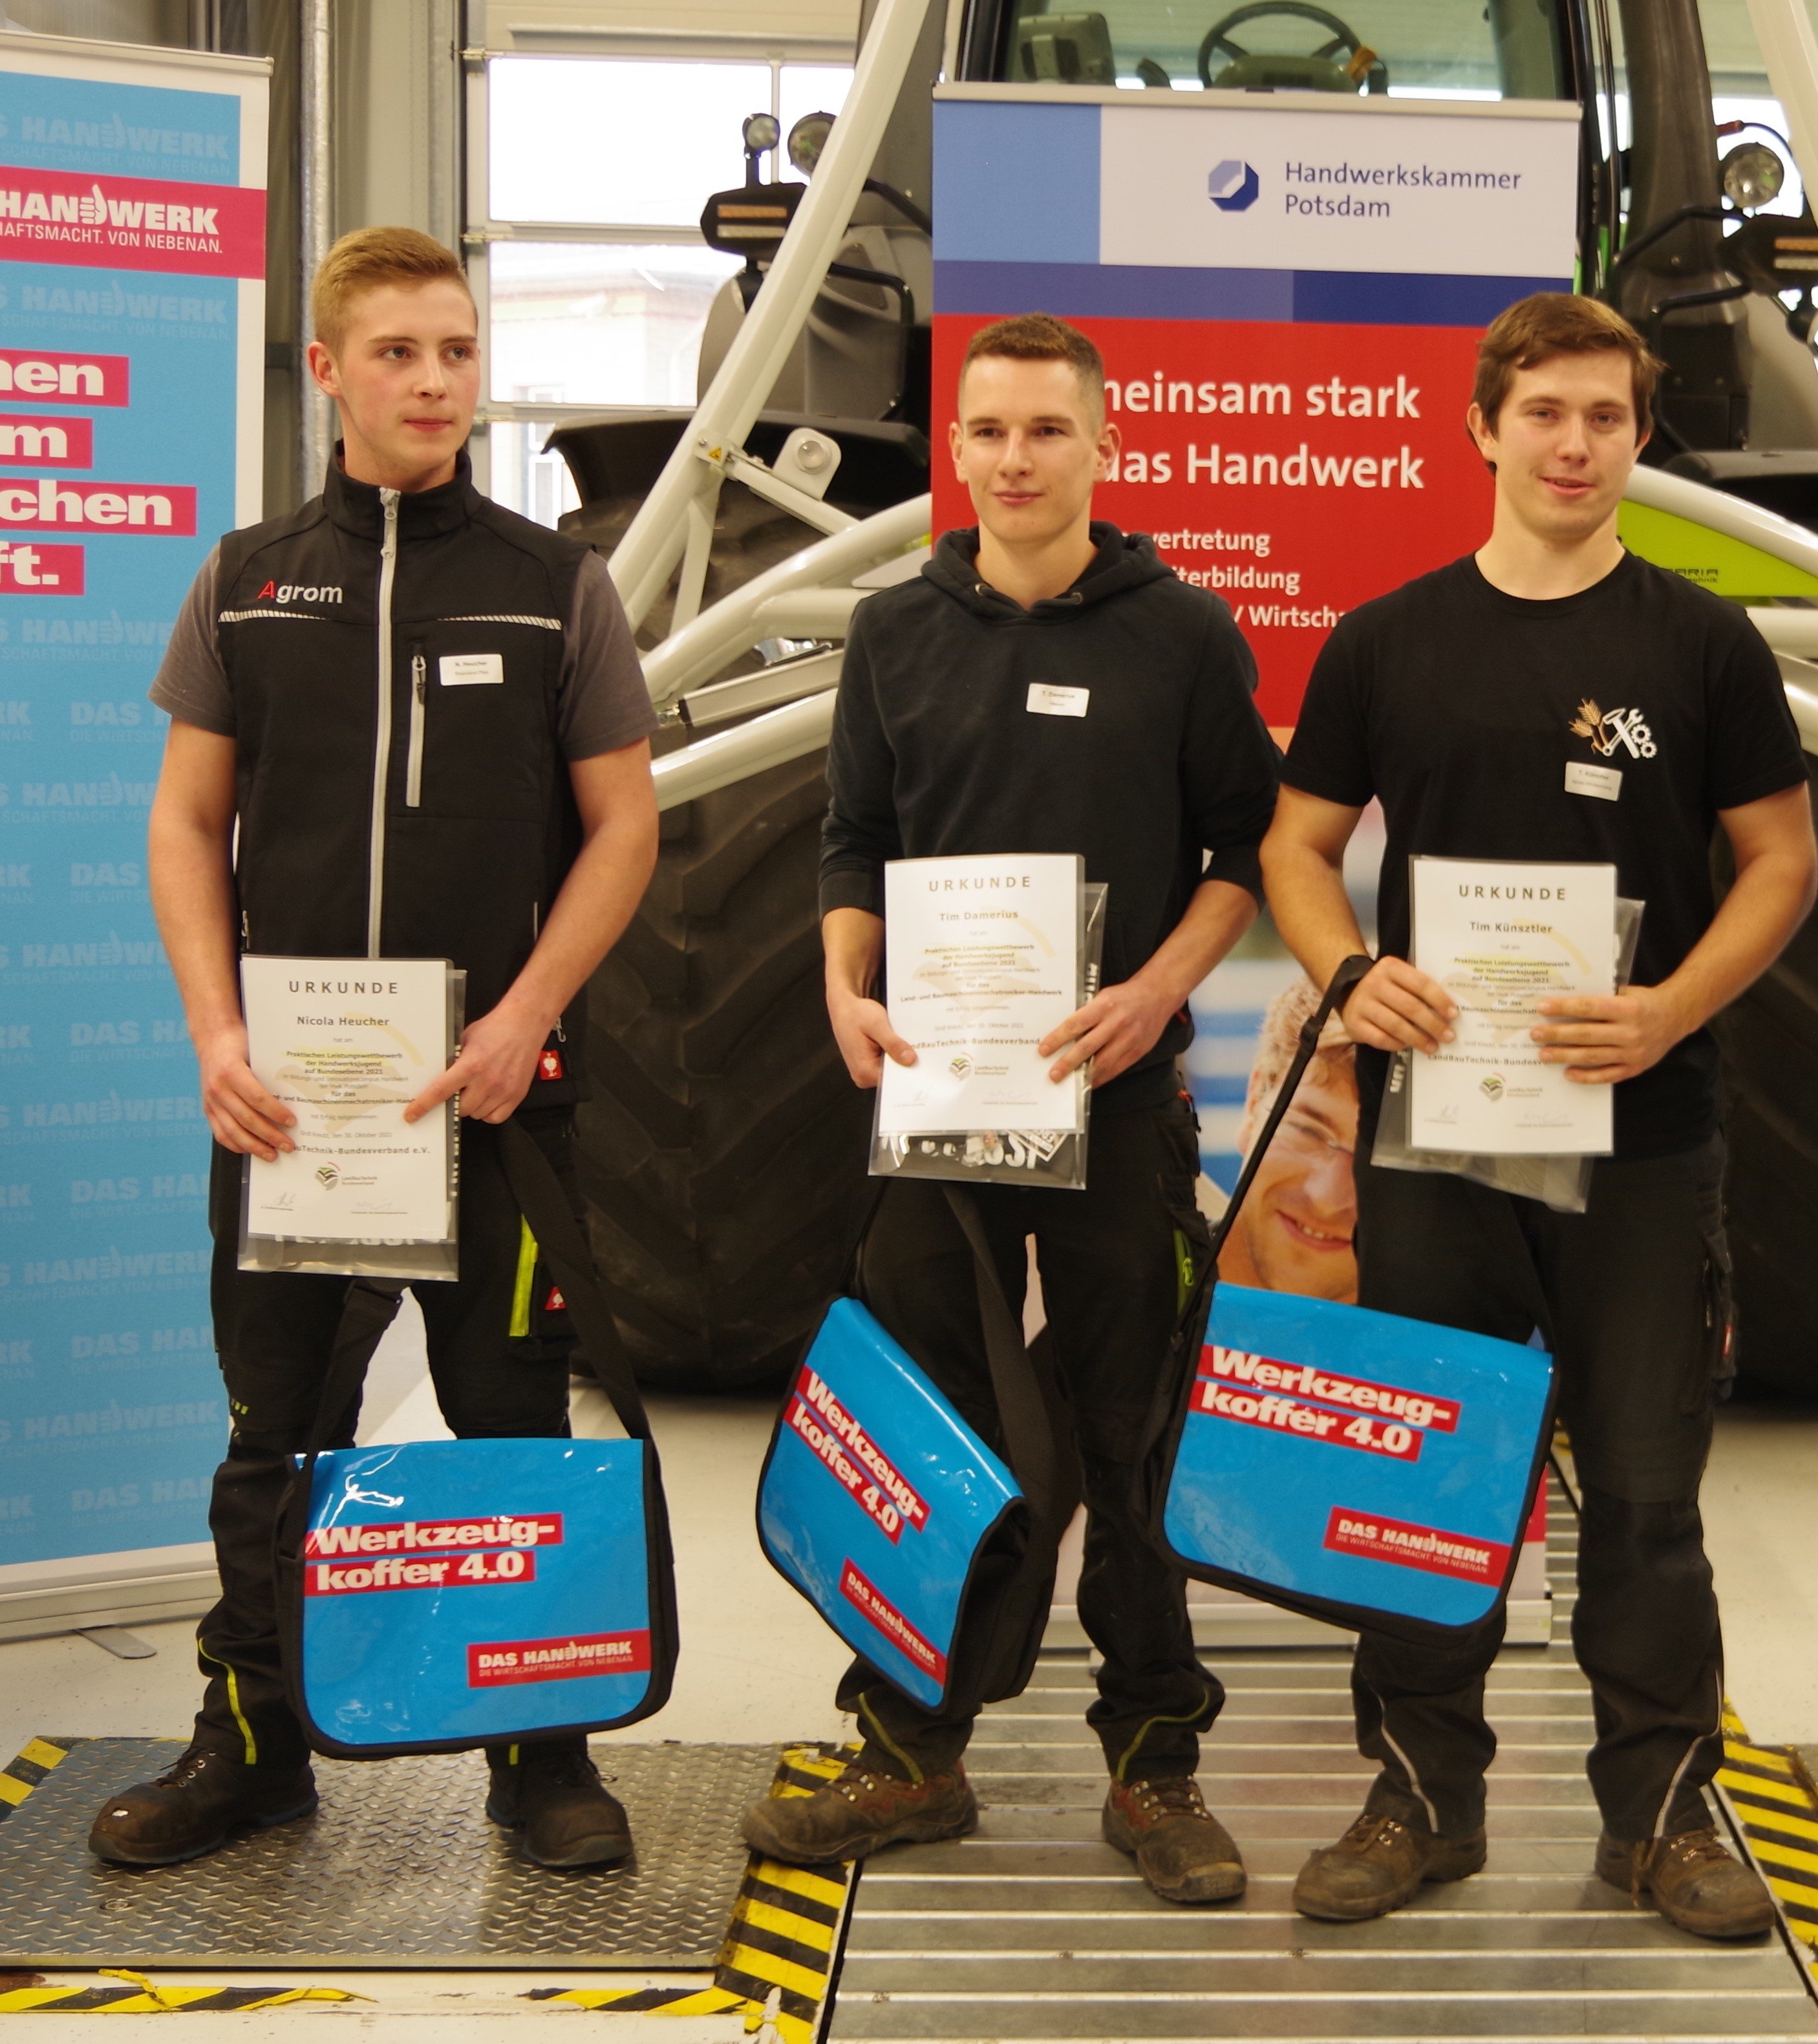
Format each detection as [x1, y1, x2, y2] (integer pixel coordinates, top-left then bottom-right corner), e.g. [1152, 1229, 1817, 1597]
[828, 1481, 1818, 2041]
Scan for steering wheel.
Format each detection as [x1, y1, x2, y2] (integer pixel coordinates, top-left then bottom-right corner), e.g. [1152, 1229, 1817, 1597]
[1197, 2, 1375, 89]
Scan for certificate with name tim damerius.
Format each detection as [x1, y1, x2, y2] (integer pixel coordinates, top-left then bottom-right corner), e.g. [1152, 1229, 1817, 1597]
[241, 956, 454, 1246]
[877, 853, 1084, 1137]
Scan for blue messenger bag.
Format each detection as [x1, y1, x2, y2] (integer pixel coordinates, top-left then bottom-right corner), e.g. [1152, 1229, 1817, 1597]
[1148, 958, 1557, 1648]
[274, 1123, 677, 1758]
[757, 1187, 1077, 1715]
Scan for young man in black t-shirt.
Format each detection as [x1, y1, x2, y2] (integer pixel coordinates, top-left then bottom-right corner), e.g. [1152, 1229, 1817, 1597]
[1263, 294, 1815, 1939]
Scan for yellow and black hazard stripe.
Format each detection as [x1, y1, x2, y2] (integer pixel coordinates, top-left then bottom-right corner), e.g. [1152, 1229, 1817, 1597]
[526, 1986, 754, 2017]
[712, 1743, 859, 2044]
[1716, 1704, 1818, 1966]
[0, 1736, 84, 1826]
[531, 1746, 859, 2036]
[0, 1969, 363, 2014]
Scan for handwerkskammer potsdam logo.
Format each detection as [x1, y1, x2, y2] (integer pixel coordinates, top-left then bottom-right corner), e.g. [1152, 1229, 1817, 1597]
[1208, 159, 1261, 211]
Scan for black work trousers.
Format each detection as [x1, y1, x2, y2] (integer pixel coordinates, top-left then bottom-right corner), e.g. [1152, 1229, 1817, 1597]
[1348, 1130, 1731, 1846]
[840, 1091, 1223, 1784]
[193, 1111, 580, 1769]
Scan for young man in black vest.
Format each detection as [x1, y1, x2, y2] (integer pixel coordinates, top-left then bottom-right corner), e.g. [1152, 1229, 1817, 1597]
[741, 315, 1281, 1904]
[88, 229, 659, 1870]
[1264, 293, 1815, 1938]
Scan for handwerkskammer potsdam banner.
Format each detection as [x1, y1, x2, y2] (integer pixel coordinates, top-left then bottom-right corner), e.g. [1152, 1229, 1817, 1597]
[0, 31, 266, 1628]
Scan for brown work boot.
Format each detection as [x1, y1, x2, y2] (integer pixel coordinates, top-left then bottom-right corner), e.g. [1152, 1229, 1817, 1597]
[1293, 1809, 1487, 1921]
[740, 1757, 977, 1866]
[1596, 1825, 1775, 1938]
[87, 1743, 317, 1867]
[486, 1739, 632, 1868]
[1103, 1774, 1246, 1903]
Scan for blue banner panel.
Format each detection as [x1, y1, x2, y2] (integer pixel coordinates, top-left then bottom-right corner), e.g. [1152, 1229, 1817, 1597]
[0, 45, 264, 1573]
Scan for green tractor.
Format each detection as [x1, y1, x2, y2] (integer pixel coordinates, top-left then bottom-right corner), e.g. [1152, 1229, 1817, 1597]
[551, 0, 1818, 1399]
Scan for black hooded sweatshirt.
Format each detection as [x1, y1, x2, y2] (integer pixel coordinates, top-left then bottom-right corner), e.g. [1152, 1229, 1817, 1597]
[820, 523, 1281, 1109]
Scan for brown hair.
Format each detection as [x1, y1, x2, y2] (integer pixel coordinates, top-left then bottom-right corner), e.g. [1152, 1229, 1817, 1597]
[960, 312, 1106, 423]
[1472, 292, 1661, 437]
[311, 227, 473, 353]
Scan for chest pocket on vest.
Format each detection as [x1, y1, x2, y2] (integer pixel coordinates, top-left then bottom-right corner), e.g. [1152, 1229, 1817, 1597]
[400, 619, 561, 822]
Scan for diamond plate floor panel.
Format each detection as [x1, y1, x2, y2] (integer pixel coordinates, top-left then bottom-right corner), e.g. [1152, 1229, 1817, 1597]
[826, 1478, 1818, 2041]
[0, 1738, 778, 1968]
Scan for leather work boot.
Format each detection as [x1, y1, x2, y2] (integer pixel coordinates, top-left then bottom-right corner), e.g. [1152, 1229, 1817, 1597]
[740, 1758, 977, 1866]
[1102, 1774, 1246, 1903]
[1293, 1809, 1488, 1921]
[1596, 1825, 1775, 1938]
[486, 1739, 633, 1868]
[87, 1743, 317, 1867]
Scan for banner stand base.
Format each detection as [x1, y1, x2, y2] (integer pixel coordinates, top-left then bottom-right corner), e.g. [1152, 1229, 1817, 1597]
[0, 1544, 219, 1646]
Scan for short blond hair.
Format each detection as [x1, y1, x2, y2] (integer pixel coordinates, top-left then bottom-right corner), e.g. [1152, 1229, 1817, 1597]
[311, 226, 472, 354]
[1238, 976, 1354, 1148]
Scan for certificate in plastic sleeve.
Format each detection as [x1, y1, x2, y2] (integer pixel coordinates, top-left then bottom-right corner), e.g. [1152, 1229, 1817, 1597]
[1409, 857, 1616, 1156]
[239, 956, 460, 1280]
[877, 854, 1085, 1139]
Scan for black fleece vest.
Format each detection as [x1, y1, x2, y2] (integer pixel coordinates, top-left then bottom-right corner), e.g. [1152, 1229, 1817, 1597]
[216, 452, 590, 1098]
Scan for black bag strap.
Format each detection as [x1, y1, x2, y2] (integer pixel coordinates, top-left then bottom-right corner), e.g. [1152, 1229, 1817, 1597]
[938, 1184, 1073, 1539]
[497, 1119, 654, 1446]
[1207, 954, 1374, 1265]
[302, 1278, 408, 1456]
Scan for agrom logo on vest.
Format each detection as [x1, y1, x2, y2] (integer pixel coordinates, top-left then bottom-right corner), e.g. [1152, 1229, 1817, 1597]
[255, 579, 342, 605]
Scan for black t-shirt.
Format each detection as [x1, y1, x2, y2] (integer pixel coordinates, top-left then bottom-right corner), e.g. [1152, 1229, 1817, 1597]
[1283, 551, 1807, 1157]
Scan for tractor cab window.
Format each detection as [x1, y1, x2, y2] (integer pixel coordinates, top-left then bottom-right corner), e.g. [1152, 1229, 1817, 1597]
[990, 1, 1570, 102]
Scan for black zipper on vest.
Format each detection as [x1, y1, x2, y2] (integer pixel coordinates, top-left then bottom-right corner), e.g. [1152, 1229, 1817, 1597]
[366, 488, 400, 954]
[406, 644, 426, 808]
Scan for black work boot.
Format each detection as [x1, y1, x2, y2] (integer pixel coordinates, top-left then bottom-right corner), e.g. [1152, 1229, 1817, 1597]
[740, 1757, 977, 1866]
[486, 1739, 633, 1869]
[1103, 1774, 1246, 1903]
[1293, 1809, 1487, 1921]
[1596, 1826, 1775, 1938]
[87, 1744, 317, 1866]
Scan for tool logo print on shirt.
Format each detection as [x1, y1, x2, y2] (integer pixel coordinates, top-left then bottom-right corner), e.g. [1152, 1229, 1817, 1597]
[1570, 697, 1658, 760]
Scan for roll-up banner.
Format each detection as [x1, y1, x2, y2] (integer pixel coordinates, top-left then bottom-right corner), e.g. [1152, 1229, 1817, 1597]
[934, 87, 1576, 1640]
[0, 33, 266, 1638]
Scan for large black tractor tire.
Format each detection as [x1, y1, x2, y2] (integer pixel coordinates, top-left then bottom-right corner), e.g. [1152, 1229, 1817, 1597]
[575, 748, 873, 1392]
[1711, 750, 1818, 1399]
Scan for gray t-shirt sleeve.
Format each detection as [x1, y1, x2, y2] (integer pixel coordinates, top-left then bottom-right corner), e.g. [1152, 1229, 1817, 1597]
[557, 549, 658, 761]
[149, 544, 234, 735]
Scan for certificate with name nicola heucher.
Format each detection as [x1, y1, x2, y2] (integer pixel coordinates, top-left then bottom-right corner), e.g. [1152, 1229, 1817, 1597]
[877, 854, 1084, 1137]
[1409, 857, 1617, 1156]
[241, 956, 453, 1243]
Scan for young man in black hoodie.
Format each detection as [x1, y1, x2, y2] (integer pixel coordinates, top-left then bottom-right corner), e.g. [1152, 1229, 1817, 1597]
[741, 314, 1280, 1902]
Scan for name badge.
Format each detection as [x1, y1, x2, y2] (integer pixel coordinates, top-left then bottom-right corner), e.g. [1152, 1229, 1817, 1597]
[440, 653, 504, 687]
[1565, 760, 1621, 802]
[1027, 683, 1089, 718]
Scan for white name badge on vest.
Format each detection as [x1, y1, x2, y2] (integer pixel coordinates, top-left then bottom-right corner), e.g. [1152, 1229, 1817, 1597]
[441, 653, 504, 687]
[1027, 683, 1089, 718]
[1565, 760, 1621, 802]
